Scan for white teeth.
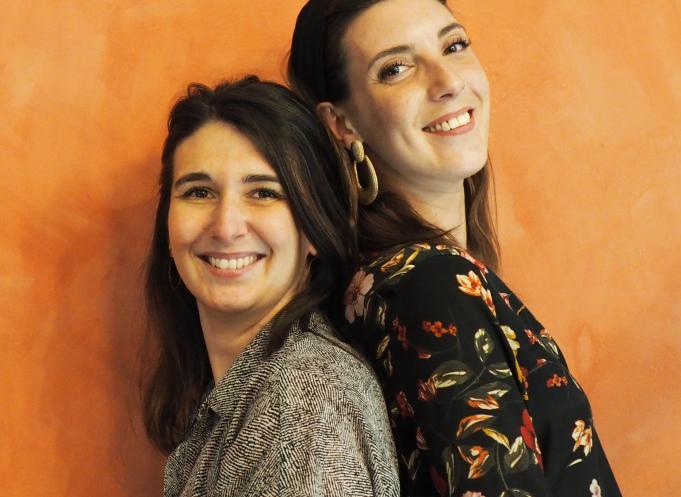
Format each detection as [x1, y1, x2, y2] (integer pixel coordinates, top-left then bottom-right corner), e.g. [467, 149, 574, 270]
[425, 111, 471, 133]
[207, 255, 258, 270]
[458, 112, 471, 125]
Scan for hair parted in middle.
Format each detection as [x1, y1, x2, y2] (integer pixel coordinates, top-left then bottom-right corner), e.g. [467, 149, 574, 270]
[288, 0, 500, 270]
[142, 76, 358, 454]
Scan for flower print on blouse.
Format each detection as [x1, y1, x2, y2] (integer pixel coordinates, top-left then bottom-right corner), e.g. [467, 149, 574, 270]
[344, 244, 621, 497]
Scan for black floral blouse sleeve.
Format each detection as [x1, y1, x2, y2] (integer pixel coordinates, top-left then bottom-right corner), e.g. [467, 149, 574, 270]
[344, 244, 621, 497]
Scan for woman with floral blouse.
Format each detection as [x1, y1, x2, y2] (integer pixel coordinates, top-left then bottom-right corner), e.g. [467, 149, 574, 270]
[289, 0, 622, 496]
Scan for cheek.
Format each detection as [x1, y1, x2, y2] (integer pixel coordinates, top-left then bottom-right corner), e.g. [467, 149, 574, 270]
[255, 208, 301, 253]
[168, 204, 200, 248]
[466, 61, 490, 101]
[358, 91, 420, 147]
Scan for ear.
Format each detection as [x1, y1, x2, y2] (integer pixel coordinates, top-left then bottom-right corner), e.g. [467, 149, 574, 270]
[301, 234, 317, 258]
[316, 102, 361, 150]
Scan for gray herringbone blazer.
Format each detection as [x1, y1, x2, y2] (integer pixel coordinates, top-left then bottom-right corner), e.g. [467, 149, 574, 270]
[163, 312, 400, 497]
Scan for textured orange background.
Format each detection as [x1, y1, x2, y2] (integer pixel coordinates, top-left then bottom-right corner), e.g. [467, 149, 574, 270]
[1, 1, 679, 495]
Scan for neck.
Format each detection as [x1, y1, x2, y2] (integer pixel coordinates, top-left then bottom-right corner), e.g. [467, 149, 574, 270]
[396, 179, 468, 248]
[197, 306, 276, 384]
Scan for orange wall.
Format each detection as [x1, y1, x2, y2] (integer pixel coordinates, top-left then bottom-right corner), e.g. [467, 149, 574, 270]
[1, 1, 679, 495]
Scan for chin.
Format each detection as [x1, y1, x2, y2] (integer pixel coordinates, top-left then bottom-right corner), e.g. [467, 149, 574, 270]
[443, 160, 487, 182]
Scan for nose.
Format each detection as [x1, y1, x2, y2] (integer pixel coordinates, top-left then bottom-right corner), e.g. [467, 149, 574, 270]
[208, 196, 248, 242]
[425, 59, 465, 101]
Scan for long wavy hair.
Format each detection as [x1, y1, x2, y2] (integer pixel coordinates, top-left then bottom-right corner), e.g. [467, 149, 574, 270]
[142, 76, 357, 454]
[289, 0, 499, 270]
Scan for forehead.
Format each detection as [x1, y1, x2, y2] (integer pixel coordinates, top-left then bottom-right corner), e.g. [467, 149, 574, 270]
[343, 0, 457, 56]
[173, 121, 274, 177]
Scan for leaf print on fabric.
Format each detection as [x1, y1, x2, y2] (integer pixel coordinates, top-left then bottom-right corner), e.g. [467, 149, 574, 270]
[403, 449, 421, 481]
[520, 409, 543, 468]
[500, 326, 520, 351]
[343, 270, 374, 323]
[416, 427, 428, 450]
[456, 271, 496, 316]
[474, 328, 494, 363]
[375, 334, 390, 359]
[488, 363, 513, 378]
[456, 414, 496, 439]
[482, 428, 510, 449]
[480, 287, 496, 316]
[380, 249, 405, 272]
[500, 326, 529, 400]
[372, 296, 387, 329]
[430, 360, 473, 389]
[350, 246, 621, 497]
[458, 445, 494, 479]
[422, 320, 458, 338]
[572, 420, 594, 456]
[590, 479, 602, 497]
[465, 382, 511, 410]
[537, 329, 560, 358]
[382, 350, 394, 377]
[418, 377, 438, 401]
[442, 445, 457, 493]
[386, 249, 420, 279]
[500, 490, 536, 497]
[503, 436, 530, 473]
[392, 317, 409, 350]
[395, 391, 414, 418]
[466, 395, 500, 410]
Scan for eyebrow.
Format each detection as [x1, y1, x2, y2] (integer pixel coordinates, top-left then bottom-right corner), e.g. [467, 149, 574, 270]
[243, 174, 280, 183]
[174, 172, 211, 188]
[173, 171, 280, 188]
[367, 22, 467, 70]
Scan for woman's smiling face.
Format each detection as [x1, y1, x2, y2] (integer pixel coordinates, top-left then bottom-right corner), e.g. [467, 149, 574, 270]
[168, 120, 314, 324]
[338, 0, 490, 192]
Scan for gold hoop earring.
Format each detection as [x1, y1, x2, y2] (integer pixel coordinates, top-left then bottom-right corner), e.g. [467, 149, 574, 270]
[350, 140, 378, 205]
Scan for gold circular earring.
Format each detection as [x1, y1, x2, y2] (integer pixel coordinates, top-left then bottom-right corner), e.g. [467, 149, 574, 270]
[350, 140, 378, 205]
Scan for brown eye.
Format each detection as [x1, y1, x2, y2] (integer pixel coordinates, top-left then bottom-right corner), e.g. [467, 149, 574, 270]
[444, 37, 471, 55]
[378, 60, 410, 81]
[181, 187, 212, 199]
[250, 188, 284, 200]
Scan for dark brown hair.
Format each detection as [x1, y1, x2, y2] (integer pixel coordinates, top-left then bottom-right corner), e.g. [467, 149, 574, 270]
[289, 0, 499, 269]
[142, 76, 357, 454]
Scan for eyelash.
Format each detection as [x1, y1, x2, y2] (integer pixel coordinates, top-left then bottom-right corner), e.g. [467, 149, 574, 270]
[444, 36, 471, 55]
[377, 36, 472, 82]
[179, 187, 285, 201]
[180, 186, 212, 199]
[378, 60, 410, 81]
[250, 188, 285, 201]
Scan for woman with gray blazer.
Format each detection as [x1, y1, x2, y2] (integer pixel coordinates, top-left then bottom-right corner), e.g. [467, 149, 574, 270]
[141, 77, 400, 497]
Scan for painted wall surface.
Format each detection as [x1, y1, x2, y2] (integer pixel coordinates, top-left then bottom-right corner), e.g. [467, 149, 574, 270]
[1, 1, 678, 495]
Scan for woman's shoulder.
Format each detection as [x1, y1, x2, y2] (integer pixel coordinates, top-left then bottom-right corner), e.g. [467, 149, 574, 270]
[351, 242, 491, 299]
[270, 313, 384, 403]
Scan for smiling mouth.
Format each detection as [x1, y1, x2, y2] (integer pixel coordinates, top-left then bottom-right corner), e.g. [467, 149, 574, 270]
[201, 254, 261, 270]
[423, 110, 473, 133]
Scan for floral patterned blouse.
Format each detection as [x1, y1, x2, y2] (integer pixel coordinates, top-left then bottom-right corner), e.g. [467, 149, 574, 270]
[343, 243, 621, 497]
